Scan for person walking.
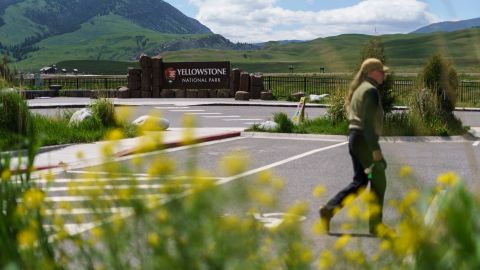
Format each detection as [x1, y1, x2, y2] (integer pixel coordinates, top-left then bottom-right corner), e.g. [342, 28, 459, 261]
[319, 58, 388, 236]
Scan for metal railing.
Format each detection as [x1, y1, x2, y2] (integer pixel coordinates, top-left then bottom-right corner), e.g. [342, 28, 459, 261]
[263, 76, 480, 104]
[18, 75, 480, 104]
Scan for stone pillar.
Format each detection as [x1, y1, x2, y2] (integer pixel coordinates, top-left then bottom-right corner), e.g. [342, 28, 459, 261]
[249, 74, 264, 99]
[230, 68, 241, 97]
[128, 68, 142, 98]
[140, 54, 152, 98]
[151, 56, 163, 98]
[239, 72, 250, 94]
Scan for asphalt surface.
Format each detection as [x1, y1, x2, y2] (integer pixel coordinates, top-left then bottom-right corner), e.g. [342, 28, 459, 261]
[27, 100, 480, 257]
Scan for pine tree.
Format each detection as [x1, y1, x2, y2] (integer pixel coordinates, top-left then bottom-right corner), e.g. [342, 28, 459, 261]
[360, 37, 395, 114]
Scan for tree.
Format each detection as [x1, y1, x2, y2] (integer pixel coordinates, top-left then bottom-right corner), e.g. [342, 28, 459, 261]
[419, 53, 458, 114]
[360, 37, 395, 114]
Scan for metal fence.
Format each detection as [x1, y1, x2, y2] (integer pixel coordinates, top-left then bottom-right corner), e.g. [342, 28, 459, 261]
[263, 76, 480, 104]
[19, 75, 480, 104]
[21, 76, 128, 91]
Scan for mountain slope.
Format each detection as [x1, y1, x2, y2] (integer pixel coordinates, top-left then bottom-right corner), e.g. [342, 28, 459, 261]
[13, 14, 254, 70]
[412, 17, 480, 34]
[0, 0, 212, 47]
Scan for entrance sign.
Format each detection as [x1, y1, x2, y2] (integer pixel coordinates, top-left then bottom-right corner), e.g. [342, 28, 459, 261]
[163, 61, 230, 89]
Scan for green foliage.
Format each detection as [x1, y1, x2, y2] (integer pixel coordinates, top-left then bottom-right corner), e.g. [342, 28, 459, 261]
[273, 112, 295, 133]
[89, 98, 116, 127]
[326, 88, 348, 122]
[0, 54, 15, 82]
[418, 53, 459, 114]
[0, 124, 312, 269]
[0, 90, 33, 136]
[360, 37, 396, 114]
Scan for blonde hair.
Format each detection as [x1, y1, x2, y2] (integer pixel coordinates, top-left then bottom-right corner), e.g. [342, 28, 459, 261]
[345, 69, 368, 111]
[345, 58, 385, 111]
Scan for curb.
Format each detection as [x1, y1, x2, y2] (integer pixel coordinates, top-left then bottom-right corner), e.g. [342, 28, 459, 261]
[114, 131, 242, 157]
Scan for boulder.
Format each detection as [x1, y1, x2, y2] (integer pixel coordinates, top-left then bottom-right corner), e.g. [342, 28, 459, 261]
[260, 91, 274, 100]
[290, 92, 305, 102]
[117, 87, 130, 99]
[217, 89, 230, 98]
[258, 120, 278, 130]
[235, 91, 250, 101]
[132, 115, 170, 131]
[69, 108, 92, 126]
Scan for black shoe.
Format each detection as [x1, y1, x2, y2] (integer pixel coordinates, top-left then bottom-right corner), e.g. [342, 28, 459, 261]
[319, 207, 332, 233]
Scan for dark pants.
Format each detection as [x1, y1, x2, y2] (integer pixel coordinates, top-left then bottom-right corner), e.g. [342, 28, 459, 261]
[323, 129, 386, 230]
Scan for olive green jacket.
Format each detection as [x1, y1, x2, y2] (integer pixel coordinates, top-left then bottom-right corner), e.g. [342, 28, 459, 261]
[348, 77, 384, 151]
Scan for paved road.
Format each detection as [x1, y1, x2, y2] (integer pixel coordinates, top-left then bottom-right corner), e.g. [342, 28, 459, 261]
[32, 105, 480, 128]
[36, 132, 479, 252]
[28, 101, 480, 255]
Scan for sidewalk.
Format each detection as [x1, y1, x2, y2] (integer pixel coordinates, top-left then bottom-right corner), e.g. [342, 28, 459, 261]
[27, 97, 480, 111]
[10, 128, 243, 173]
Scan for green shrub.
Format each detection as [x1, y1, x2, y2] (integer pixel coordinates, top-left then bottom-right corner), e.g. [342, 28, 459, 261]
[89, 98, 116, 127]
[0, 90, 33, 135]
[326, 88, 347, 122]
[418, 53, 459, 114]
[273, 112, 294, 133]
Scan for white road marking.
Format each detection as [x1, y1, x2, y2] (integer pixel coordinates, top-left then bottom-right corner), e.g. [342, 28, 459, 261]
[43, 193, 167, 203]
[45, 183, 193, 192]
[222, 119, 263, 121]
[155, 106, 190, 109]
[217, 141, 348, 185]
[169, 109, 205, 112]
[474, 141, 479, 147]
[186, 112, 222, 115]
[202, 115, 240, 118]
[45, 207, 132, 216]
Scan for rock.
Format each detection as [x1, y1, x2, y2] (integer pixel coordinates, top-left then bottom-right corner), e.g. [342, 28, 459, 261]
[235, 91, 250, 101]
[132, 115, 170, 131]
[309, 94, 329, 102]
[260, 91, 274, 100]
[69, 108, 92, 126]
[175, 89, 186, 98]
[117, 87, 130, 99]
[259, 120, 278, 130]
[217, 89, 230, 98]
[290, 92, 305, 102]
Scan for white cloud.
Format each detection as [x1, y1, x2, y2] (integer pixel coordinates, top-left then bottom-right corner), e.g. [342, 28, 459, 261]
[188, 0, 439, 43]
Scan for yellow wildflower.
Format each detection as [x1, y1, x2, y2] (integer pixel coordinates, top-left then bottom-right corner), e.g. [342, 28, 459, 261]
[76, 150, 85, 160]
[105, 128, 124, 141]
[341, 194, 356, 207]
[147, 232, 160, 247]
[318, 250, 334, 269]
[1, 169, 11, 182]
[23, 188, 45, 209]
[437, 171, 459, 187]
[219, 152, 249, 176]
[156, 209, 169, 223]
[313, 185, 326, 198]
[399, 166, 413, 178]
[334, 234, 351, 250]
[17, 228, 38, 248]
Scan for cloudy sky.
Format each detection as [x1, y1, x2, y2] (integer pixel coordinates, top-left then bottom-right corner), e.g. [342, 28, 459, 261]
[165, 0, 478, 43]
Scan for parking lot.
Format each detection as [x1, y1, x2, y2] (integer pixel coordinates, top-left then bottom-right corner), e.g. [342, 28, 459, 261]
[34, 130, 479, 252]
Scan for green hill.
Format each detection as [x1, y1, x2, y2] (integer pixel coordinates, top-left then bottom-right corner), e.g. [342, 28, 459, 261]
[157, 29, 480, 74]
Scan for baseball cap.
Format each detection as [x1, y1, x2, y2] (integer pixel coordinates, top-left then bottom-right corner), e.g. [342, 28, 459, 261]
[361, 58, 389, 73]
